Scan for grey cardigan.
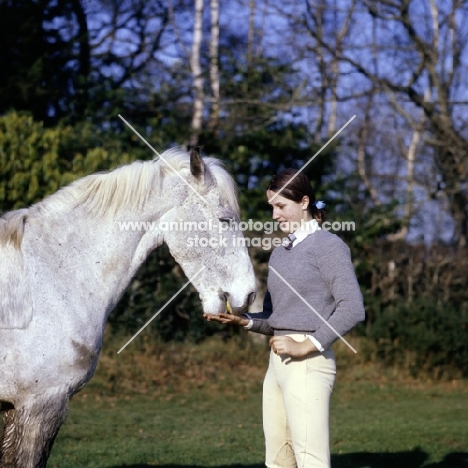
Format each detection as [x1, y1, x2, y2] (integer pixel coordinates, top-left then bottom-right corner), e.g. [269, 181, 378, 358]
[248, 229, 365, 350]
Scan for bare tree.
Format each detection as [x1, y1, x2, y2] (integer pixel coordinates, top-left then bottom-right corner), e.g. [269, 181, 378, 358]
[344, 1, 467, 245]
[208, 0, 220, 133]
[190, 0, 205, 146]
[276, 0, 467, 246]
[87, 0, 170, 91]
[357, 92, 381, 207]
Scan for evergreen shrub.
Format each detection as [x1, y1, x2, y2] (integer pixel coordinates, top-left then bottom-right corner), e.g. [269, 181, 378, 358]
[366, 298, 468, 379]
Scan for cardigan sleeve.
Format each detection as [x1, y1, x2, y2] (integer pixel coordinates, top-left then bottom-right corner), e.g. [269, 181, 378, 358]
[310, 235, 365, 349]
[244, 290, 275, 336]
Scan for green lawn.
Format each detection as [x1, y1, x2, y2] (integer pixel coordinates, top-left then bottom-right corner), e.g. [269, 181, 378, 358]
[45, 337, 468, 468]
[49, 391, 264, 468]
[329, 380, 468, 467]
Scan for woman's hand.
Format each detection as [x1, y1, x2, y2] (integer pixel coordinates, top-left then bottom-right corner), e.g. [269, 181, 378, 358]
[203, 313, 249, 327]
[269, 336, 317, 358]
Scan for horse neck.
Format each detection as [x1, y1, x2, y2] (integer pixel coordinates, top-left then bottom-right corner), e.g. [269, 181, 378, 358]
[25, 202, 170, 318]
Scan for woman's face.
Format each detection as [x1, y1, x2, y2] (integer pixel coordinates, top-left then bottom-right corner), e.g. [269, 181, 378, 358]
[267, 190, 311, 234]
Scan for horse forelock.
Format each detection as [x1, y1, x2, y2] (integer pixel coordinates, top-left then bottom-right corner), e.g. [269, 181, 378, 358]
[27, 147, 238, 219]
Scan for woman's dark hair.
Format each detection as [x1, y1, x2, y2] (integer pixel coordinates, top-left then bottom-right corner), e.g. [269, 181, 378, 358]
[267, 169, 326, 224]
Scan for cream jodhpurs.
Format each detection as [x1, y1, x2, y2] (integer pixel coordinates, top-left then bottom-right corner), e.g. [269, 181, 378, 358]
[263, 335, 336, 468]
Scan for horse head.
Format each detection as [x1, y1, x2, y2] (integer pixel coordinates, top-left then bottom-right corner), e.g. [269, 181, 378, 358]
[161, 148, 256, 315]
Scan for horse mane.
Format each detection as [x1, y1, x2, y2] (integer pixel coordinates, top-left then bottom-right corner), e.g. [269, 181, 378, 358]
[29, 147, 240, 220]
[0, 209, 28, 249]
[0, 209, 33, 329]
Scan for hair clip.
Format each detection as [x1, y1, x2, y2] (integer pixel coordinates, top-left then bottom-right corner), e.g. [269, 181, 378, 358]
[314, 200, 326, 209]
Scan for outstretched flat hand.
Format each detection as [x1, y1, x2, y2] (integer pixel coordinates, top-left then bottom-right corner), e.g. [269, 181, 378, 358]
[269, 336, 317, 358]
[203, 313, 249, 327]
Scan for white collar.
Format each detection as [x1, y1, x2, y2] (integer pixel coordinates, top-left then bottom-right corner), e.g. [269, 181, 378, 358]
[291, 219, 321, 247]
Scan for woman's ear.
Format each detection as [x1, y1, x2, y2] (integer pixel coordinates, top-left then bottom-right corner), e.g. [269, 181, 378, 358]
[301, 196, 310, 210]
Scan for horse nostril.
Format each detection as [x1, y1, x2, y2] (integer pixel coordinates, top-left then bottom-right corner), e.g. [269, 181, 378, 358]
[247, 291, 256, 307]
[219, 291, 228, 302]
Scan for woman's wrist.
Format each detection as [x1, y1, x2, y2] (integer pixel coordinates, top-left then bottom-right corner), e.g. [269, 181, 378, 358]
[300, 339, 318, 356]
[238, 316, 250, 327]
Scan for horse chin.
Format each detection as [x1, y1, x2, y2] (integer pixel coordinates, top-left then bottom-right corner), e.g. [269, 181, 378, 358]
[229, 306, 247, 316]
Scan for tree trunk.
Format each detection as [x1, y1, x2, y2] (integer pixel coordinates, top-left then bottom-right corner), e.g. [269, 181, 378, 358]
[208, 0, 220, 134]
[190, 0, 205, 147]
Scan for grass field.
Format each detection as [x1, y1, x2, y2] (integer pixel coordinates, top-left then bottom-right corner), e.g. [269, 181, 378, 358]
[8, 334, 468, 468]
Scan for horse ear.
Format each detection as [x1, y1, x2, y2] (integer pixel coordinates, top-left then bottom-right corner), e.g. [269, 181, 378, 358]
[190, 147, 205, 179]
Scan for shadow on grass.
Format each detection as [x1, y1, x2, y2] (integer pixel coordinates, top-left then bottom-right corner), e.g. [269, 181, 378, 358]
[107, 449, 468, 468]
[331, 448, 468, 467]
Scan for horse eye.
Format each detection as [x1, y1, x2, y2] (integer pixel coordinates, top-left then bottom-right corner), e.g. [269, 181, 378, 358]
[219, 217, 232, 225]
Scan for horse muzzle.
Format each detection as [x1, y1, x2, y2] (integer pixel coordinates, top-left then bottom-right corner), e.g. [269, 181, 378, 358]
[221, 291, 256, 315]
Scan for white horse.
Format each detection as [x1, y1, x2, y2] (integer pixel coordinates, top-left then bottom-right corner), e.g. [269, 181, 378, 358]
[0, 147, 256, 468]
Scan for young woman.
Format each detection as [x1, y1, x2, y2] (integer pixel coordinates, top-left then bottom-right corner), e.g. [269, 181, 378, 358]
[205, 169, 365, 468]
